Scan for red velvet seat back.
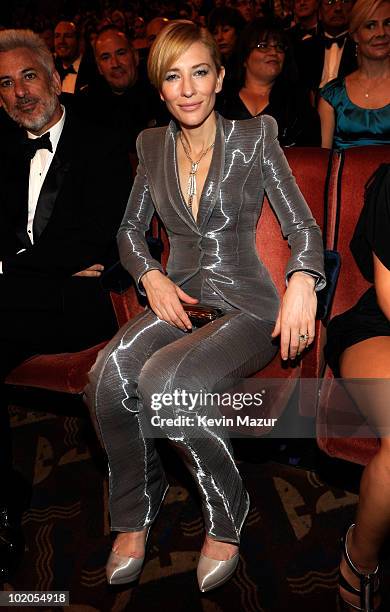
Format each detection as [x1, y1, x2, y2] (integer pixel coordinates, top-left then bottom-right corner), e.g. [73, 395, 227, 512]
[254, 149, 330, 420]
[258, 147, 329, 295]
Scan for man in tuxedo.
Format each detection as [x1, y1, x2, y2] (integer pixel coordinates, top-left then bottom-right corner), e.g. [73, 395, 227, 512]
[294, 0, 357, 95]
[289, 0, 320, 43]
[0, 29, 132, 579]
[54, 20, 96, 93]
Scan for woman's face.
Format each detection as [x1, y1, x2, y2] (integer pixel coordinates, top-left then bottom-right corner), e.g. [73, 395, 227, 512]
[353, 2, 390, 61]
[245, 37, 285, 84]
[213, 24, 237, 58]
[160, 41, 224, 128]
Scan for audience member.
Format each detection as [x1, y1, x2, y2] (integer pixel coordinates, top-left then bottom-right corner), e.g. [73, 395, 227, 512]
[146, 16, 170, 47]
[131, 15, 147, 49]
[231, 0, 257, 22]
[35, 20, 54, 52]
[0, 28, 131, 579]
[289, 0, 320, 42]
[54, 20, 97, 93]
[295, 0, 357, 95]
[110, 9, 127, 32]
[77, 26, 165, 154]
[274, 0, 294, 25]
[218, 18, 321, 145]
[82, 16, 99, 49]
[178, 2, 197, 20]
[208, 7, 245, 59]
[319, 0, 390, 149]
[325, 162, 390, 612]
[207, 7, 245, 83]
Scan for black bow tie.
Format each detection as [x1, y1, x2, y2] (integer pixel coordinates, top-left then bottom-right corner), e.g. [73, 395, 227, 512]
[323, 33, 347, 49]
[24, 132, 52, 159]
[58, 64, 77, 81]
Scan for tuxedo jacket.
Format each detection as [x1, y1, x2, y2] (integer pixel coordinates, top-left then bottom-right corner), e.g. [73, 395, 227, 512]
[295, 35, 358, 93]
[55, 53, 98, 94]
[0, 108, 132, 278]
[118, 114, 325, 324]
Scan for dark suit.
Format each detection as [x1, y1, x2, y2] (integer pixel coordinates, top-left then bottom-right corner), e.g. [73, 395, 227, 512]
[294, 33, 358, 94]
[0, 107, 132, 378]
[75, 76, 165, 154]
[55, 52, 98, 94]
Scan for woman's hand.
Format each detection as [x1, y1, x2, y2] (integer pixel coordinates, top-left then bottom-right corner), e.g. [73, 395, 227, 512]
[141, 269, 198, 331]
[271, 272, 317, 360]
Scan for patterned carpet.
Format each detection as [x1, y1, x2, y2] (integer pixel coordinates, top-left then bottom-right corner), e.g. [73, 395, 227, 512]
[3, 396, 389, 612]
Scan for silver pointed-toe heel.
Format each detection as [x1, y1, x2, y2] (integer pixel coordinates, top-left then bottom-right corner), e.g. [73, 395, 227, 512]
[106, 525, 151, 586]
[106, 550, 146, 585]
[197, 552, 239, 592]
[106, 484, 169, 585]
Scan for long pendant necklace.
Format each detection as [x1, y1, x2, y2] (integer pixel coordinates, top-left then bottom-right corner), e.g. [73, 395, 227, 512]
[179, 132, 215, 209]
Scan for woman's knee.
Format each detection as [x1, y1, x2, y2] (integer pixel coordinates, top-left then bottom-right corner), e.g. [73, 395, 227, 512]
[84, 343, 117, 412]
[138, 349, 202, 417]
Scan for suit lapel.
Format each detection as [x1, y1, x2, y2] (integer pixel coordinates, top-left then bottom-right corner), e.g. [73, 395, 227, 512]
[164, 113, 225, 233]
[197, 113, 225, 232]
[14, 153, 31, 249]
[6, 133, 32, 249]
[32, 114, 72, 241]
[164, 121, 199, 232]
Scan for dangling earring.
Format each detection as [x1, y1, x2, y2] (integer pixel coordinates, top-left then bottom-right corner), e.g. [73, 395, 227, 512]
[355, 42, 358, 57]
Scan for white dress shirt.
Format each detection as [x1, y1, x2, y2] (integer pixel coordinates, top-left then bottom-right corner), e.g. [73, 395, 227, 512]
[0, 106, 66, 274]
[61, 55, 81, 94]
[320, 31, 348, 88]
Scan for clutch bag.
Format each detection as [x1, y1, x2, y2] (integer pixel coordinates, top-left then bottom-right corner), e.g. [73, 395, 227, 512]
[183, 304, 225, 328]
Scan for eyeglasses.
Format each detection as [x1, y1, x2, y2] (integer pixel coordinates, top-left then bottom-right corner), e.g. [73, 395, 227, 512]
[254, 42, 288, 53]
[323, 0, 352, 5]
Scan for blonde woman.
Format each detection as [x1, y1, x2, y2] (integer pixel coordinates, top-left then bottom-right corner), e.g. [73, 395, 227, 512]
[86, 20, 324, 593]
[319, 0, 390, 149]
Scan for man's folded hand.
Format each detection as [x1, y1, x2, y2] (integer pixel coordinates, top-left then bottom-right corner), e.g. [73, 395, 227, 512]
[73, 264, 104, 278]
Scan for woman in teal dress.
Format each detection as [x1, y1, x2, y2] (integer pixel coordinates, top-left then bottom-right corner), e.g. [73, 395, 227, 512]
[318, 0, 390, 150]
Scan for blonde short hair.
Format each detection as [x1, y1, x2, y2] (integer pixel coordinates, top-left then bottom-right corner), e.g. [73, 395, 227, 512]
[349, 0, 390, 35]
[147, 20, 222, 90]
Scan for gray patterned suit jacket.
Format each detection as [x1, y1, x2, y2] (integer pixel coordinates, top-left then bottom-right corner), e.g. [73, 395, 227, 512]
[118, 113, 325, 323]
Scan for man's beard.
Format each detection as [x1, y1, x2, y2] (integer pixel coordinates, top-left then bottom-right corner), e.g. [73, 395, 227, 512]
[7, 87, 59, 133]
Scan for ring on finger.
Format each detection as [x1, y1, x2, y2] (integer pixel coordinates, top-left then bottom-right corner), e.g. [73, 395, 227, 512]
[298, 333, 309, 342]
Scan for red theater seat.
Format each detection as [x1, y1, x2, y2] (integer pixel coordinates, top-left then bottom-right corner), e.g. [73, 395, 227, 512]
[5, 287, 144, 394]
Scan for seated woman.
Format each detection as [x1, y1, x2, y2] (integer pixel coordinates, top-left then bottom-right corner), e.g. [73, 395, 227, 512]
[207, 6, 245, 84]
[325, 164, 390, 612]
[318, 0, 390, 150]
[217, 17, 321, 146]
[86, 20, 325, 593]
